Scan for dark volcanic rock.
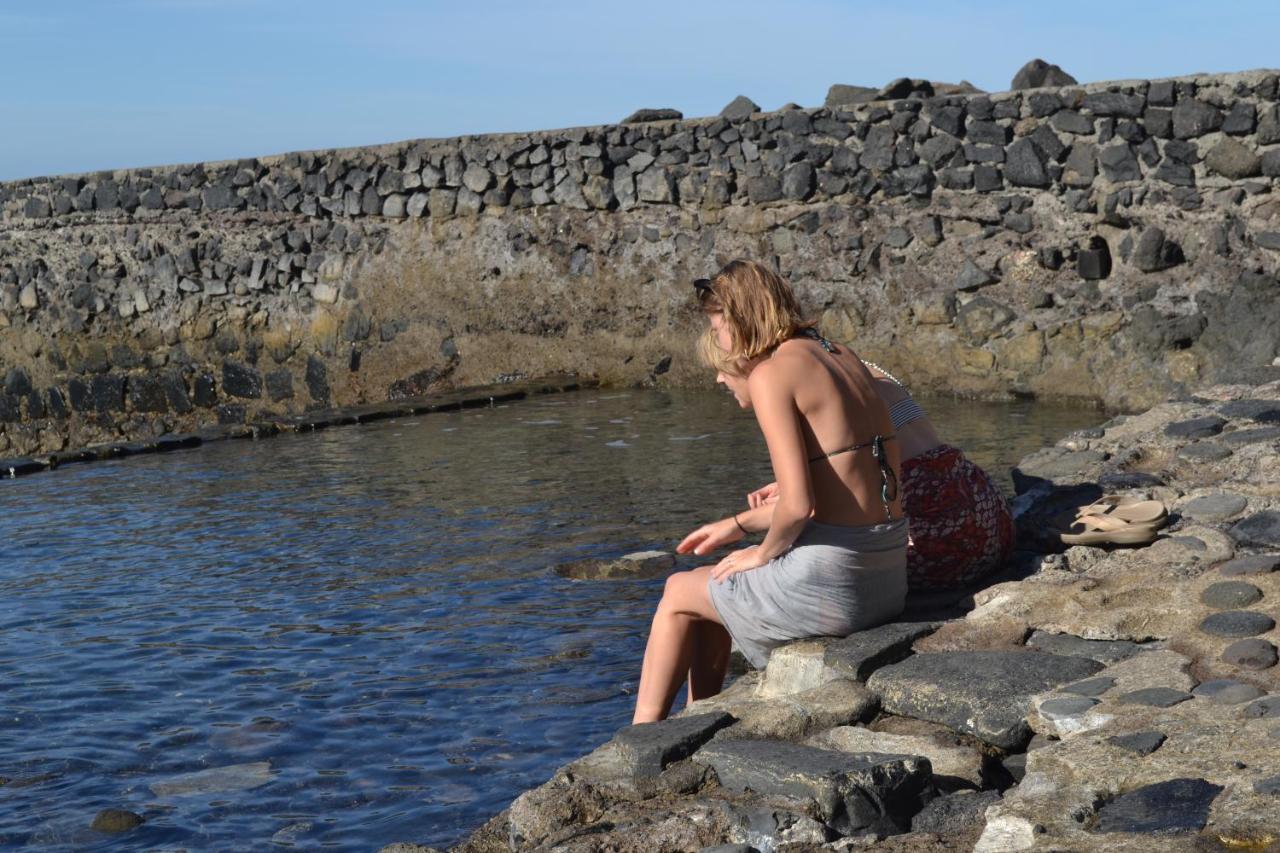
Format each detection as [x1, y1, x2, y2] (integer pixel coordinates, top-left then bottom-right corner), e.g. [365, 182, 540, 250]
[222, 362, 263, 399]
[910, 789, 1001, 834]
[1173, 100, 1223, 138]
[695, 739, 931, 835]
[1011, 59, 1077, 90]
[1217, 554, 1280, 576]
[614, 712, 734, 779]
[1231, 512, 1280, 549]
[953, 259, 998, 292]
[719, 95, 760, 121]
[1026, 631, 1139, 664]
[1164, 415, 1226, 439]
[1222, 638, 1278, 670]
[1244, 696, 1280, 718]
[823, 621, 938, 681]
[1199, 610, 1276, 638]
[1093, 778, 1222, 834]
[1115, 687, 1192, 707]
[621, 108, 682, 124]
[1106, 731, 1166, 755]
[1219, 399, 1280, 422]
[1133, 227, 1184, 272]
[1006, 138, 1050, 187]
[1059, 676, 1116, 697]
[1221, 427, 1280, 446]
[1200, 581, 1264, 609]
[825, 84, 878, 107]
[1177, 443, 1233, 464]
[1182, 494, 1248, 522]
[1192, 679, 1266, 705]
[1076, 237, 1112, 280]
[865, 650, 1103, 749]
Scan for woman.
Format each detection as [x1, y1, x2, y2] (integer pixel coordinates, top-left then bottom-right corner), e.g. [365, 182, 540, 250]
[632, 260, 908, 724]
[746, 364, 1014, 590]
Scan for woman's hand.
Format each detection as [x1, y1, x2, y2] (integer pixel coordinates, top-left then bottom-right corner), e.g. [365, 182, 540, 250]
[710, 546, 767, 582]
[747, 482, 780, 508]
[676, 517, 745, 557]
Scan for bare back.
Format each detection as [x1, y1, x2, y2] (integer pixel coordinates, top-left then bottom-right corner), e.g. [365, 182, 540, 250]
[764, 336, 903, 527]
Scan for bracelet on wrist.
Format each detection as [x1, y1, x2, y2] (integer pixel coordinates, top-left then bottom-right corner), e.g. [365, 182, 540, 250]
[733, 513, 749, 535]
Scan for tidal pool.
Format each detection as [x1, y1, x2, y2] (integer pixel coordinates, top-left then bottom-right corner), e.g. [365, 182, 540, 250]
[0, 388, 1102, 849]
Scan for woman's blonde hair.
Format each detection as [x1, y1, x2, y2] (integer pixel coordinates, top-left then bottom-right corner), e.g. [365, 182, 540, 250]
[696, 259, 812, 376]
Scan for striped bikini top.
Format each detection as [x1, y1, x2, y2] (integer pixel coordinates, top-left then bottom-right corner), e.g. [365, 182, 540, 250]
[861, 359, 927, 430]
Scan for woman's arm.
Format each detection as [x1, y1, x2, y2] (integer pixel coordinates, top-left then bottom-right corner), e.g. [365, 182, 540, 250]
[676, 502, 774, 556]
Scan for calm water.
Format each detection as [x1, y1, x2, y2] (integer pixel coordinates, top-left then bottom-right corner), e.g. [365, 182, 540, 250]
[0, 389, 1101, 850]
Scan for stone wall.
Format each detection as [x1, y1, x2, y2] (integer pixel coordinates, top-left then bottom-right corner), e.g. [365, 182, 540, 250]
[3, 69, 1280, 457]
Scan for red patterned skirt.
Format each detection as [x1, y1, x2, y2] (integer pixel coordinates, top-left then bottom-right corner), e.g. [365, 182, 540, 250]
[901, 444, 1014, 589]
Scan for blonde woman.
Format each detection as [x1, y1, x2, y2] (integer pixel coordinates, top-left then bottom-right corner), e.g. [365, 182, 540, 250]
[632, 260, 908, 724]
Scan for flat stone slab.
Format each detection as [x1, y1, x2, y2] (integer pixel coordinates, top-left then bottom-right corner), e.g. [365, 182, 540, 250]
[1255, 775, 1280, 795]
[1200, 581, 1264, 609]
[695, 739, 930, 834]
[823, 621, 938, 681]
[1115, 687, 1193, 707]
[911, 789, 1001, 834]
[866, 650, 1104, 750]
[1232, 512, 1280, 549]
[1039, 697, 1099, 719]
[1192, 679, 1266, 705]
[1222, 638, 1278, 670]
[1026, 630, 1140, 663]
[1177, 443, 1233, 463]
[1093, 778, 1223, 834]
[1220, 426, 1280, 446]
[1183, 494, 1249, 522]
[613, 712, 734, 779]
[1199, 610, 1276, 638]
[1219, 398, 1280, 422]
[809, 724, 984, 788]
[1164, 415, 1227, 439]
[1218, 554, 1280, 576]
[1106, 731, 1167, 755]
[1060, 676, 1116, 697]
[151, 762, 274, 796]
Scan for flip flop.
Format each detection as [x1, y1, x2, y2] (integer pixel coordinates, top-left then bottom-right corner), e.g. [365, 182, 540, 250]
[1074, 496, 1168, 527]
[1059, 513, 1160, 547]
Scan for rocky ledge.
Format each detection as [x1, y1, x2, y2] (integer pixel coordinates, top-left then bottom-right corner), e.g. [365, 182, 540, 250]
[391, 379, 1280, 852]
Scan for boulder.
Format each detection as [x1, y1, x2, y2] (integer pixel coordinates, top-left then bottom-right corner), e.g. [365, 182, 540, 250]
[1010, 59, 1078, 90]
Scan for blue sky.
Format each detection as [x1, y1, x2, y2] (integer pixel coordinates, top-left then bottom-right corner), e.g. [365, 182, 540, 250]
[2, 0, 1277, 181]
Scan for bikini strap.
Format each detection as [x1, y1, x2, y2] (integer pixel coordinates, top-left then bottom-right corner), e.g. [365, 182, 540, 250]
[800, 327, 837, 353]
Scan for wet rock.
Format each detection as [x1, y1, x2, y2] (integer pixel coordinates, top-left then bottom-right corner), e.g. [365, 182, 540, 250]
[1025, 631, 1140, 664]
[1093, 777, 1222, 834]
[1222, 638, 1278, 670]
[91, 809, 145, 833]
[1192, 679, 1265, 705]
[822, 621, 938, 681]
[911, 789, 1001, 834]
[1231, 512, 1280, 549]
[151, 761, 274, 796]
[1059, 676, 1115, 697]
[555, 550, 676, 580]
[1115, 687, 1192, 707]
[695, 739, 931, 836]
[1106, 731, 1166, 755]
[613, 712, 734, 779]
[866, 650, 1103, 749]
[1200, 581, 1264, 609]
[1164, 415, 1227, 439]
[1199, 610, 1276, 638]
[1218, 554, 1280, 576]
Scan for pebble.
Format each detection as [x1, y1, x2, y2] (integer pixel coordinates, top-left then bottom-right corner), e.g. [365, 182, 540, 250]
[1232, 512, 1280, 549]
[1182, 493, 1249, 522]
[1107, 731, 1166, 755]
[1222, 638, 1279, 670]
[1200, 581, 1264, 609]
[1217, 554, 1280, 576]
[1199, 610, 1276, 638]
[1191, 679, 1266, 704]
[1116, 687, 1193, 707]
[1243, 696, 1280, 718]
[1039, 697, 1099, 719]
[1059, 676, 1116, 697]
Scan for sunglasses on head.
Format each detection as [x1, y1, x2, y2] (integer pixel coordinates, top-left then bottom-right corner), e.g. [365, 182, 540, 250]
[692, 278, 713, 296]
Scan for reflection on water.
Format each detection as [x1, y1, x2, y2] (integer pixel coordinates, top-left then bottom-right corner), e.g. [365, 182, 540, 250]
[0, 389, 1100, 849]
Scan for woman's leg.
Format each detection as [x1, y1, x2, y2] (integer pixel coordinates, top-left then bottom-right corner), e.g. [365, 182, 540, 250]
[633, 565, 723, 724]
[687, 620, 732, 703]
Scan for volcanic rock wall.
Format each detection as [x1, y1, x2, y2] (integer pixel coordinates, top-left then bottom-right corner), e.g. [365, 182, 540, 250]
[2, 69, 1280, 456]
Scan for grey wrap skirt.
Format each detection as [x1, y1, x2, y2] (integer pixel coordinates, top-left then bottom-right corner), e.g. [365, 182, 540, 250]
[707, 517, 909, 669]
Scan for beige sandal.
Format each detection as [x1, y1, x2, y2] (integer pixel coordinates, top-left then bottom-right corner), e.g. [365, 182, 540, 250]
[1074, 496, 1168, 527]
[1060, 513, 1160, 546]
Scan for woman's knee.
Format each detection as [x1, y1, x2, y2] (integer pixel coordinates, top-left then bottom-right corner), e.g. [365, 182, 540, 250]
[659, 568, 713, 614]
